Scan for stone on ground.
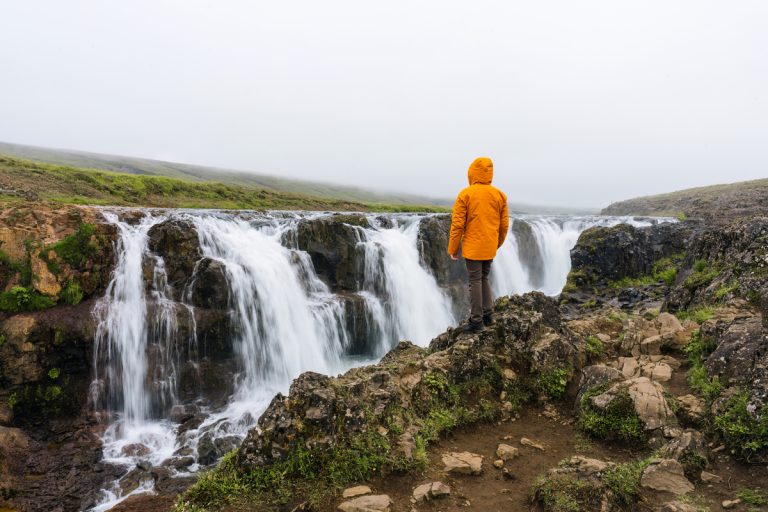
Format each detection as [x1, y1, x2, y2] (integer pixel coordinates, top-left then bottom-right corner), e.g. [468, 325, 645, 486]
[520, 437, 545, 450]
[442, 451, 483, 475]
[659, 500, 699, 512]
[495, 443, 519, 461]
[338, 494, 393, 512]
[412, 481, 450, 502]
[699, 471, 722, 484]
[342, 485, 372, 498]
[640, 459, 694, 495]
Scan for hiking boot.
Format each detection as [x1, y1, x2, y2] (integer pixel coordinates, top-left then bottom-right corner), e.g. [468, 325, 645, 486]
[483, 313, 495, 326]
[463, 320, 486, 334]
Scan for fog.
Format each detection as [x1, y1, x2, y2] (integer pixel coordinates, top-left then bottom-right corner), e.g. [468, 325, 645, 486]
[1, 1, 766, 208]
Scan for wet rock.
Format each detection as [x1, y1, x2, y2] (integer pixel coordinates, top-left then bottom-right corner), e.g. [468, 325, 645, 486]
[442, 452, 483, 475]
[342, 485, 372, 498]
[170, 404, 200, 424]
[186, 257, 229, 309]
[147, 218, 202, 299]
[296, 216, 368, 291]
[121, 443, 151, 457]
[640, 459, 694, 495]
[337, 494, 393, 512]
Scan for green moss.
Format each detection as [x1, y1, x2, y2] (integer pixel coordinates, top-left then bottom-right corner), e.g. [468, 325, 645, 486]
[0, 285, 56, 313]
[48, 223, 97, 269]
[714, 391, 768, 461]
[60, 281, 84, 305]
[579, 384, 645, 444]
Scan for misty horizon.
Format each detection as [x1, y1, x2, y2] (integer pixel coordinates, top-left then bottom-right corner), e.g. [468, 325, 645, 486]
[1, 1, 766, 209]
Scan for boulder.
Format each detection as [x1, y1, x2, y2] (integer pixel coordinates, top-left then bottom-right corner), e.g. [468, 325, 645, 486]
[640, 459, 694, 495]
[296, 216, 368, 291]
[342, 485, 372, 498]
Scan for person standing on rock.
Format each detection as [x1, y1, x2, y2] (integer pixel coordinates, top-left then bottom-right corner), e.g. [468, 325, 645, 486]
[448, 157, 509, 333]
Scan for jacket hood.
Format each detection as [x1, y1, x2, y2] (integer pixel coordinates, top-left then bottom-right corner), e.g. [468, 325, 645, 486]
[468, 157, 493, 185]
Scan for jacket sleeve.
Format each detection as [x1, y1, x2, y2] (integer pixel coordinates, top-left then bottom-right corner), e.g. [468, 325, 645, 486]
[498, 194, 509, 248]
[447, 191, 467, 256]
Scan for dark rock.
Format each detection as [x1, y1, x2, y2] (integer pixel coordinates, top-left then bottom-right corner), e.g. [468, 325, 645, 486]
[511, 219, 545, 288]
[169, 404, 200, 424]
[296, 216, 368, 291]
[147, 218, 202, 300]
[186, 258, 229, 309]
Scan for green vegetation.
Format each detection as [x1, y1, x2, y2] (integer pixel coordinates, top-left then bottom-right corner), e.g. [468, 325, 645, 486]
[684, 260, 721, 290]
[714, 391, 768, 461]
[0, 285, 56, 313]
[60, 281, 84, 306]
[0, 249, 33, 287]
[714, 282, 739, 300]
[585, 335, 604, 360]
[47, 223, 97, 269]
[532, 458, 651, 512]
[602, 458, 651, 507]
[684, 331, 722, 402]
[578, 384, 645, 444]
[609, 255, 681, 289]
[532, 474, 603, 512]
[0, 155, 449, 213]
[737, 488, 768, 507]
[675, 307, 715, 324]
[535, 368, 571, 399]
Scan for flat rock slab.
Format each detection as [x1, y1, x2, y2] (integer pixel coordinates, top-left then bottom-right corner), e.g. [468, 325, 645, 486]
[640, 459, 694, 495]
[412, 481, 450, 502]
[442, 451, 483, 475]
[520, 437, 545, 451]
[338, 494, 393, 512]
[342, 485, 372, 498]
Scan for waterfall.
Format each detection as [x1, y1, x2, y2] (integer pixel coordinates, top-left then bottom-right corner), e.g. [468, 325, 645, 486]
[89, 210, 668, 510]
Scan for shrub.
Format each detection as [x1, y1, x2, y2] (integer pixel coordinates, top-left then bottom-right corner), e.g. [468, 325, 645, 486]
[535, 368, 570, 400]
[60, 281, 84, 305]
[585, 336, 604, 359]
[714, 391, 768, 461]
[0, 286, 56, 313]
[49, 223, 97, 268]
[532, 474, 603, 512]
[737, 488, 768, 507]
[579, 384, 645, 444]
[602, 459, 650, 506]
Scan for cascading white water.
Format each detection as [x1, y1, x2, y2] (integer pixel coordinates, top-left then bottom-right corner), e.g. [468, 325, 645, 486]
[90, 209, 670, 510]
[358, 216, 455, 352]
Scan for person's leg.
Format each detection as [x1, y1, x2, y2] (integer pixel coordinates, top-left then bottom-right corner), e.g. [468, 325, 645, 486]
[465, 259, 483, 325]
[481, 260, 494, 320]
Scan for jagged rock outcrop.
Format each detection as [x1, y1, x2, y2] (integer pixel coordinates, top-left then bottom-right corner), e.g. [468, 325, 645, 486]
[233, 293, 586, 481]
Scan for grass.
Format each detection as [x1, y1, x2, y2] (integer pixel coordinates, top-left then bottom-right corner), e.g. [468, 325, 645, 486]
[675, 307, 715, 324]
[0, 155, 449, 213]
[0, 285, 56, 313]
[738, 488, 768, 507]
[609, 254, 681, 289]
[714, 391, 768, 462]
[585, 335, 604, 360]
[684, 331, 722, 402]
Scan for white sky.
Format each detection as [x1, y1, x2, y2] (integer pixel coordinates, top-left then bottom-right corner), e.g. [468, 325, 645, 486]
[1, 1, 766, 208]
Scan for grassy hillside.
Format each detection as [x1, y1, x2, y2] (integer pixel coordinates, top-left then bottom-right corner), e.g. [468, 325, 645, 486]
[0, 155, 448, 212]
[602, 177, 768, 221]
[0, 141, 451, 207]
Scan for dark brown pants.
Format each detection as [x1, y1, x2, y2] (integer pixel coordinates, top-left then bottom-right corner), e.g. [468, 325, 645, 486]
[465, 259, 493, 324]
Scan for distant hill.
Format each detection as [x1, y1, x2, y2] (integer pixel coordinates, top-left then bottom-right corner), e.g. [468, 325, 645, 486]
[602, 177, 768, 221]
[0, 141, 451, 208]
[0, 141, 598, 215]
[0, 155, 448, 212]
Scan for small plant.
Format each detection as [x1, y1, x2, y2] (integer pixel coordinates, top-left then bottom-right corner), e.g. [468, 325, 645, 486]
[536, 368, 570, 399]
[60, 281, 84, 306]
[714, 282, 739, 300]
[602, 459, 651, 506]
[693, 259, 708, 273]
[714, 391, 768, 461]
[684, 331, 722, 402]
[684, 260, 721, 290]
[48, 368, 61, 380]
[49, 223, 97, 268]
[0, 285, 56, 313]
[532, 474, 603, 512]
[585, 335, 604, 359]
[675, 307, 715, 324]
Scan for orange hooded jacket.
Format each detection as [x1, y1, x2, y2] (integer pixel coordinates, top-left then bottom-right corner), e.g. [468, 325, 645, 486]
[447, 157, 509, 261]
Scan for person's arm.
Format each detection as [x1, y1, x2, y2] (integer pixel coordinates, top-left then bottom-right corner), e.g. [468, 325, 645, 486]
[498, 194, 509, 247]
[447, 191, 467, 259]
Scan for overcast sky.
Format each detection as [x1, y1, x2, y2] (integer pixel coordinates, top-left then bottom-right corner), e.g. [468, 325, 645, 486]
[1, 1, 766, 208]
